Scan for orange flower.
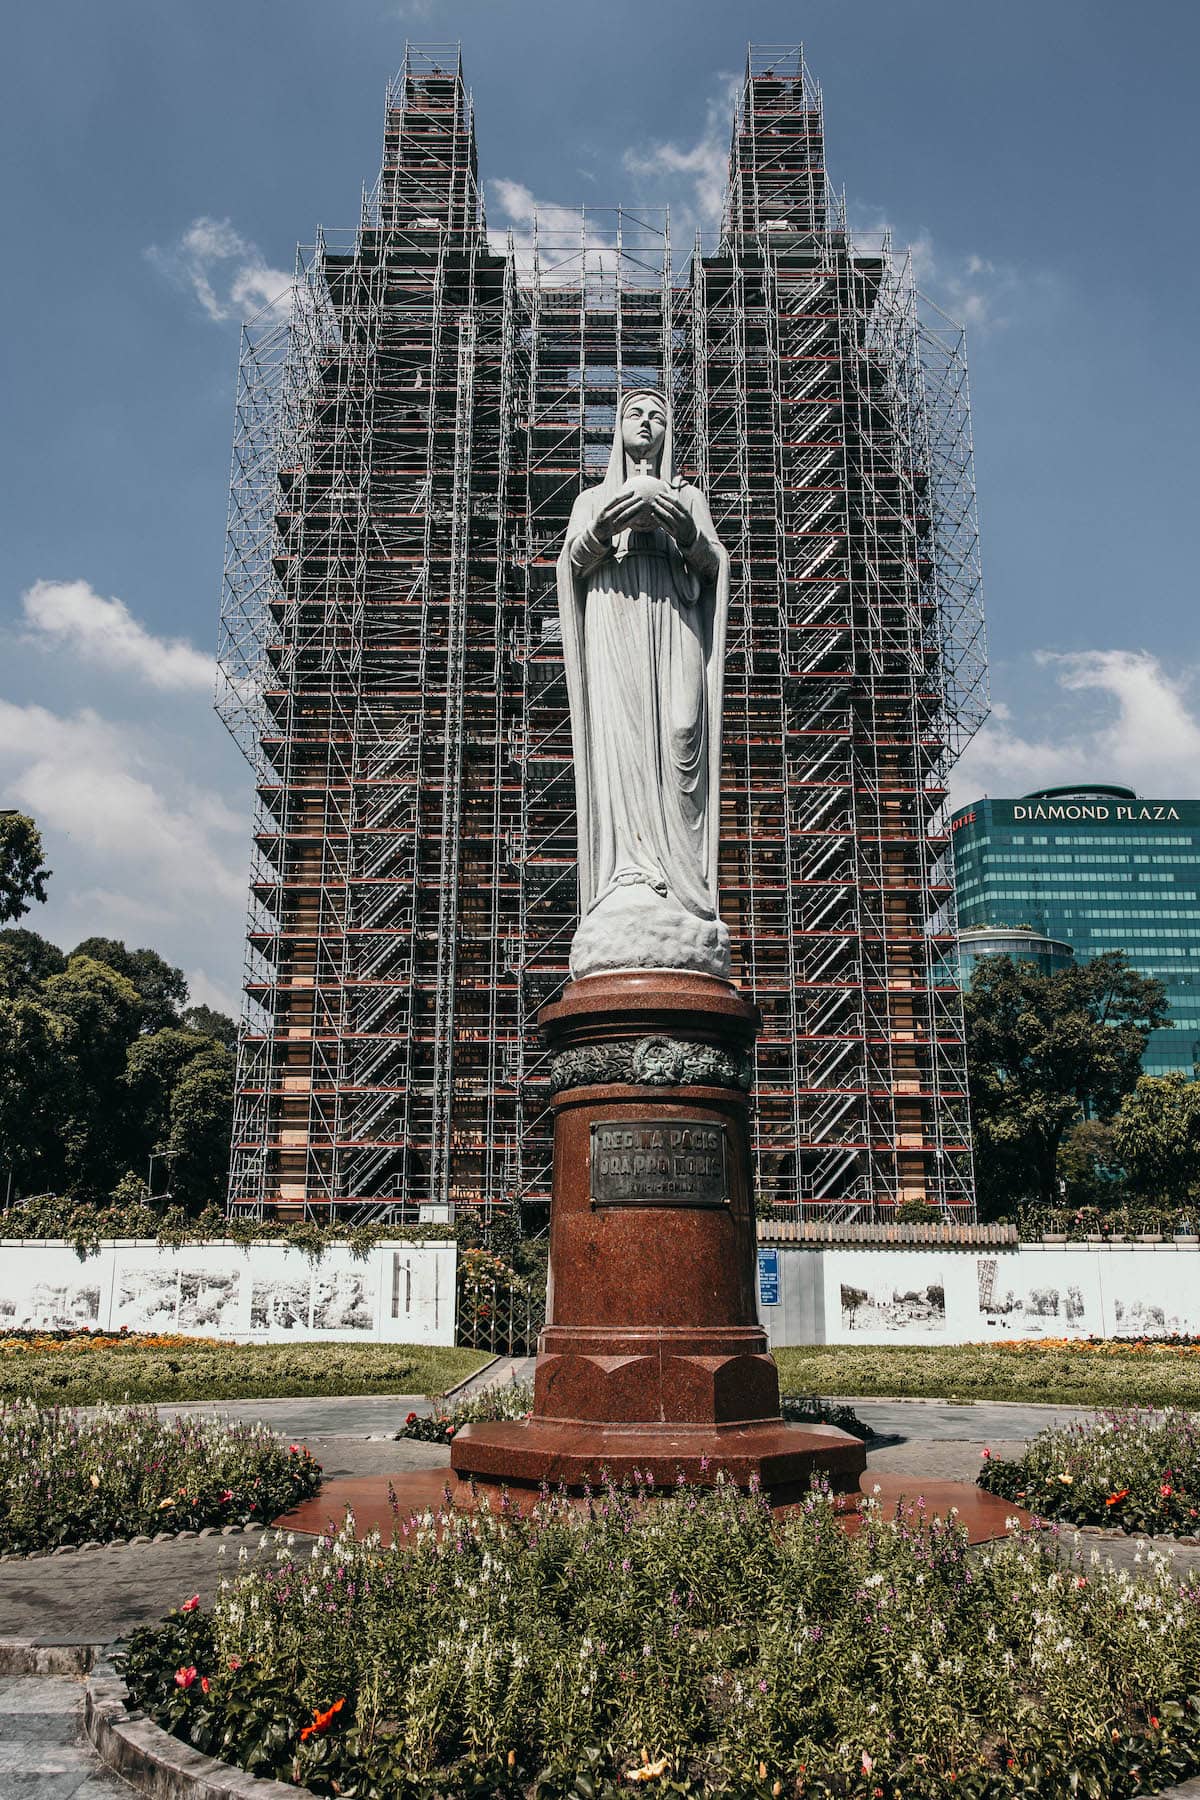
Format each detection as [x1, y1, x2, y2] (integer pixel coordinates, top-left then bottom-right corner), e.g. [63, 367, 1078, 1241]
[1106, 1488, 1131, 1506]
[299, 1697, 345, 1742]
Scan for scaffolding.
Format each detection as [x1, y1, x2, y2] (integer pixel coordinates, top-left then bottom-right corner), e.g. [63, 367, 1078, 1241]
[217, 42, 987, 1223]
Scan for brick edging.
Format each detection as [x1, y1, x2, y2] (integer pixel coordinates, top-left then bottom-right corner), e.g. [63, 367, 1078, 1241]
[72, 1652, 1200, 1800]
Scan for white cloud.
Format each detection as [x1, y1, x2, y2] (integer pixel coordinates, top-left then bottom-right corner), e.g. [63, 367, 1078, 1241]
[622, 82, 737, 241]
[22, 579, 215, 692]
[951, 650, 1200, 805]
[0, 700, 245, 913]
[846, 204, 1063, 335]
[145, 215, 292, 324]
[488, 179, 621, 276]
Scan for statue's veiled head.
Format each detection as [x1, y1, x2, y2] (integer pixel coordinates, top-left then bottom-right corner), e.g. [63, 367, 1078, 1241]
[620, 391, 668, 473]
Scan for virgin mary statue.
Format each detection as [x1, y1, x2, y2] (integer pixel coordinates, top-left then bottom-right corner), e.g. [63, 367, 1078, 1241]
[557, 390, 731, 979]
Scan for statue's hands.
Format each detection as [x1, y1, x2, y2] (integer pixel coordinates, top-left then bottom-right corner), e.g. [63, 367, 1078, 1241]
[647, 488, 698, 549]
[594, 490, 646, 538]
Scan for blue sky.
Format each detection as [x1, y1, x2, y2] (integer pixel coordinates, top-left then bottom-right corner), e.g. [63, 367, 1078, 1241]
[3, 0, 1198, 1010]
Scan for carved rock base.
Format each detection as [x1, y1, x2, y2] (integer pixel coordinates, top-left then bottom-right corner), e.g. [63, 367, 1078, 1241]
[451, 971, 867, 1497]
[569, 883, 731, 980]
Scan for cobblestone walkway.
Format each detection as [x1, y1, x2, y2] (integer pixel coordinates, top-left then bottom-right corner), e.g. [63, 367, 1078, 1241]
[0, 1673, 132, 1797]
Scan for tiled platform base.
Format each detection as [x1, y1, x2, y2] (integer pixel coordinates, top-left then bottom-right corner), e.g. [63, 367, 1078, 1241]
[274, 1467, 1029, 1545]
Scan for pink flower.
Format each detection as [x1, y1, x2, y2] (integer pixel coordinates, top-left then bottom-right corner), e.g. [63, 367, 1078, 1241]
[180, 1595, 200, 1613]
[228, 1656, 243, 1673]
[174, 1666, 197, 1690]
[288, 1443, 303, 1455]
[981, 1448, 991, 1460]
[862, 1753, 873, 1775]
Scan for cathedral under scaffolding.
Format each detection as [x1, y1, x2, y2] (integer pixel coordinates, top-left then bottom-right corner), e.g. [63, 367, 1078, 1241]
[217, 44, 988, 1224]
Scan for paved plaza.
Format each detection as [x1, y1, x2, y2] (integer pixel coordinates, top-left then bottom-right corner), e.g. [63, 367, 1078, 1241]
[3, 1383, 1199, 1794]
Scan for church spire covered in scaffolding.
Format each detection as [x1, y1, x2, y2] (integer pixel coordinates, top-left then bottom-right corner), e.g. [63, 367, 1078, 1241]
[217, 42, 987, 1224]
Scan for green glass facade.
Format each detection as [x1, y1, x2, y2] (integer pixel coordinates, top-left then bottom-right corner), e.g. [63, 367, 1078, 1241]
[951, 786, 1200, 1076]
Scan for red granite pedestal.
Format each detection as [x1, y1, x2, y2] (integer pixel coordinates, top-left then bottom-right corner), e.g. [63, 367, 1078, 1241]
[450, 970, 866, 1498]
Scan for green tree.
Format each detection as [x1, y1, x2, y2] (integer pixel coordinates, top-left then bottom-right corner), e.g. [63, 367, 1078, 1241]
[0, 813, 50, 922]
[124, 1028, 220, 1163]
[1113, 1072, 1200, 1201]
[964, 951, 1169, 1216]
[0, 927, 66, 998]
[180, 1003, 238, 1050]
[70, 937, 188, 1033]
[0, 996, 71, 1198]
[164, 1043, 235, 1210]
[43, 956, 145, 1194]
[1057, 1117, 1124, 1207]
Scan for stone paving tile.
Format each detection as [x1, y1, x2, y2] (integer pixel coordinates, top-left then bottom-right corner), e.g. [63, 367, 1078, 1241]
[0, 1675, 132, 1795]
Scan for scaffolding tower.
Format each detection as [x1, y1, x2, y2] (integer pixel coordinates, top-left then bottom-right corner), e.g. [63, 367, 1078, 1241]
[217, 42, 987, 1224]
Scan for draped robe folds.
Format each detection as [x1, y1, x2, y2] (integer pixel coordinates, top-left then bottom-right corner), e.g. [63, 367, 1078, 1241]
[556, 399, 731, 978]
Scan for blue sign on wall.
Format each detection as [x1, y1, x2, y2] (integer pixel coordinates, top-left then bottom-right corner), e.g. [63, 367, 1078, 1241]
[757, 1249, 780, 1307]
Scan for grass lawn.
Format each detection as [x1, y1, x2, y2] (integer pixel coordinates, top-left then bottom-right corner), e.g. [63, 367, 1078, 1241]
[0, 1340, 490, 1406]
[773, 1341, 1200, 1408]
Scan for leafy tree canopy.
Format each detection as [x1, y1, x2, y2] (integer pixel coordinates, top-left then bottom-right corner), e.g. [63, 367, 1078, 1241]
[0, 813, 51, 922]
[0, 927, 67, 999]
[1113, 1071, 1200, 1202]
[965, 951, 1169, 1215]
[71, 937, 188, 1032]
[180, 1003, 238, 1050]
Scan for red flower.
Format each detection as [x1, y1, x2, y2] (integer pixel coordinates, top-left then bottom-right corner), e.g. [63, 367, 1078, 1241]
[174, 1666, 197, 1690]
[300, 1697, 345, 1742]
[181, 1594, 200, 1613]
[445, 1424, 456, 1437]
[288, 1443, 303, 1455]
[220, 1490, 233, 1504]
[405, 1412, 418, 1425]
[228, 1656, 243, 1673]
[1106, 1488, 1130, 1506]
[200, 1677, 210, 1695]
[1160, 1483, 1173, 1497]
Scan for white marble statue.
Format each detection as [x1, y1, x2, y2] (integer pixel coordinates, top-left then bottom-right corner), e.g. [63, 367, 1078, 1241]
[557, 390, 731, 979]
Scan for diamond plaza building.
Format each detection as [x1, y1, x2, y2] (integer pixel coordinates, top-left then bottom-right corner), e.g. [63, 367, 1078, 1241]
[951, 786, 1200, 1075]
[217, 44, 987, 1224]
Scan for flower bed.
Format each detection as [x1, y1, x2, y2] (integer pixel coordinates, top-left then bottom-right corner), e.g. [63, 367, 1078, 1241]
[397, 1377, 535, 1446]
[120, 1482, 1200, 1799]
[979, 1408, 1200, 1535]
[0, 1400, 322, 1555]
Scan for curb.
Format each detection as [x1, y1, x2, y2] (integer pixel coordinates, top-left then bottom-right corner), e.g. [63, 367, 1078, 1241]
[0, 1637, 97, 1676]
[0, 1521, 266, 1565]
[85, 1655, 297, 1799]
[438, 1352, 503, 1399]
[70, 1650, 1200, 1800]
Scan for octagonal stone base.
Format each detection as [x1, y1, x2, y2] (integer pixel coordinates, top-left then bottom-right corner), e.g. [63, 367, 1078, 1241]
[450, 1418, 865, 1497]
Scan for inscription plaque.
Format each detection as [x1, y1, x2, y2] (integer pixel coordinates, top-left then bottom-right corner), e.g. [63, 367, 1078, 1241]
[590, 1119, 728, 1207]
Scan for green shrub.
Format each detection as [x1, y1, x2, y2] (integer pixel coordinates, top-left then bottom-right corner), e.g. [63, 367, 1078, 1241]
[0, 1401, 321, 1555]
[121, 1482, 1200, 1797]
[0, 1340, 488, 1406]
[773, 1341, 1200, 1408]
